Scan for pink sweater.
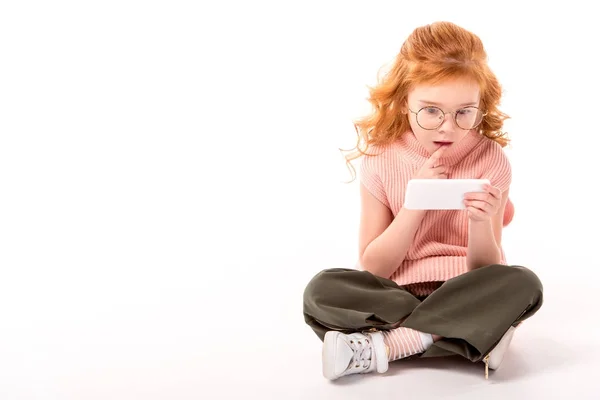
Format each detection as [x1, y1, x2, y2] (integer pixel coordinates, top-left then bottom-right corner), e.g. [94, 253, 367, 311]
[359, 130, 514, 296]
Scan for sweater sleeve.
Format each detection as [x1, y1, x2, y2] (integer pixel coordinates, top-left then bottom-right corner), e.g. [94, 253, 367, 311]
[482, 144, 512, 194]
[481, 143, 514, 226]
[359, 152, 390, 208]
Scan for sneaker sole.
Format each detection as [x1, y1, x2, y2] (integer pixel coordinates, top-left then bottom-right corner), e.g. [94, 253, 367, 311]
[488, 326, 516, 370]
[322, 331, 343, 380]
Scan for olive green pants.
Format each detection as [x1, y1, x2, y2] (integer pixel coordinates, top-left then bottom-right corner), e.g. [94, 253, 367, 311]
[303, 264, 543, 362]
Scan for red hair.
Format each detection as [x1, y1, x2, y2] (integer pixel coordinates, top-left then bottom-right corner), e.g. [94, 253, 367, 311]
[343, 21, 510, 179]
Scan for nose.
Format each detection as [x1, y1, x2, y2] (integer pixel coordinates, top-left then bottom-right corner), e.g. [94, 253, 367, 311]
[438, 112, 456, 132]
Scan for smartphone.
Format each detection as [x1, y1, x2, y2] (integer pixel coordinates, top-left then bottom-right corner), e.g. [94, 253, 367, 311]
[403, 178, 490, 210]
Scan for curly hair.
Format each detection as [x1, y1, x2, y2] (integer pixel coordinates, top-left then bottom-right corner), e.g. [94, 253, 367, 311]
[342, 21, 510, 180]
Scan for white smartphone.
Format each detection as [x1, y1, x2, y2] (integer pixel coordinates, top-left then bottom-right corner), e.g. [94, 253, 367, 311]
[404, 178, 490, 210]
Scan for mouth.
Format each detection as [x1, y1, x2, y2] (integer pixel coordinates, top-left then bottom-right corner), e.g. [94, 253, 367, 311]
[434, 141, 453, 146]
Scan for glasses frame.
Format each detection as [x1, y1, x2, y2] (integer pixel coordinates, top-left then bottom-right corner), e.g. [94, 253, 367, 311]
[408, 105, 487, 130]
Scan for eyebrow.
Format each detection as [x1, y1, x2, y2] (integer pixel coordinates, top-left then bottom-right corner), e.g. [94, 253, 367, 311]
[418, 100, 479, 107]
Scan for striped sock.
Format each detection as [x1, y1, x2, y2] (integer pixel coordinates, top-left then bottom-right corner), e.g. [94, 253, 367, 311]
[381, 327, 434, 361]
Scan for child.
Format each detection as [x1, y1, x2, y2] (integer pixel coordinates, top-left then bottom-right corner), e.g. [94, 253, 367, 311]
[302, 21, 544, 381]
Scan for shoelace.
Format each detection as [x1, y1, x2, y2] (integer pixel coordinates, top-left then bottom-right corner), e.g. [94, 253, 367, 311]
[348, 337, 372, 370]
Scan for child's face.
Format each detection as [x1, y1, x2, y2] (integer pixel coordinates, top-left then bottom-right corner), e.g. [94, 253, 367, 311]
[404, 78, 482, 155]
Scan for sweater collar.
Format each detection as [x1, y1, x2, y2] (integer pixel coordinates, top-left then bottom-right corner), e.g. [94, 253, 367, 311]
[396, 130, 484, 166]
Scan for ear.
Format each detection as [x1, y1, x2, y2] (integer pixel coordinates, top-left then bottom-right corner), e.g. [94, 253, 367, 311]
[399, 100, 408, 114]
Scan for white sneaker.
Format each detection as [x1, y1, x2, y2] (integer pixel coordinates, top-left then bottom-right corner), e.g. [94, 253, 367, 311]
[322, 330, 389, 380]
[483, 326, 517, 379]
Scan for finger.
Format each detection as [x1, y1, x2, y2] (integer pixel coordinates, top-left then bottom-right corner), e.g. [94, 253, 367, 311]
[466, 206, 487, 219]
[432, 165, 446, 174]
[464, 193, 500, 209]
[426, 145, 448, 166]
[464, 200, 493, 213]
[465, 186, 498, 198]
[463, 192, 494, 203]
[483, 184, 502, 199]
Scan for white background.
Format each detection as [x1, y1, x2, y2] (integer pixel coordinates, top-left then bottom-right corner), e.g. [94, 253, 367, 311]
[1, 1, 599, 399]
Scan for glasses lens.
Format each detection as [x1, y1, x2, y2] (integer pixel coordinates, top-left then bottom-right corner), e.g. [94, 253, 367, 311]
[455, 107, 483, 129]
[416, 107, 444, 129]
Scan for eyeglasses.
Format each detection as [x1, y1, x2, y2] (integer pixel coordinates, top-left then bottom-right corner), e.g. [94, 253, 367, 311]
[408, 106, 486, 130]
